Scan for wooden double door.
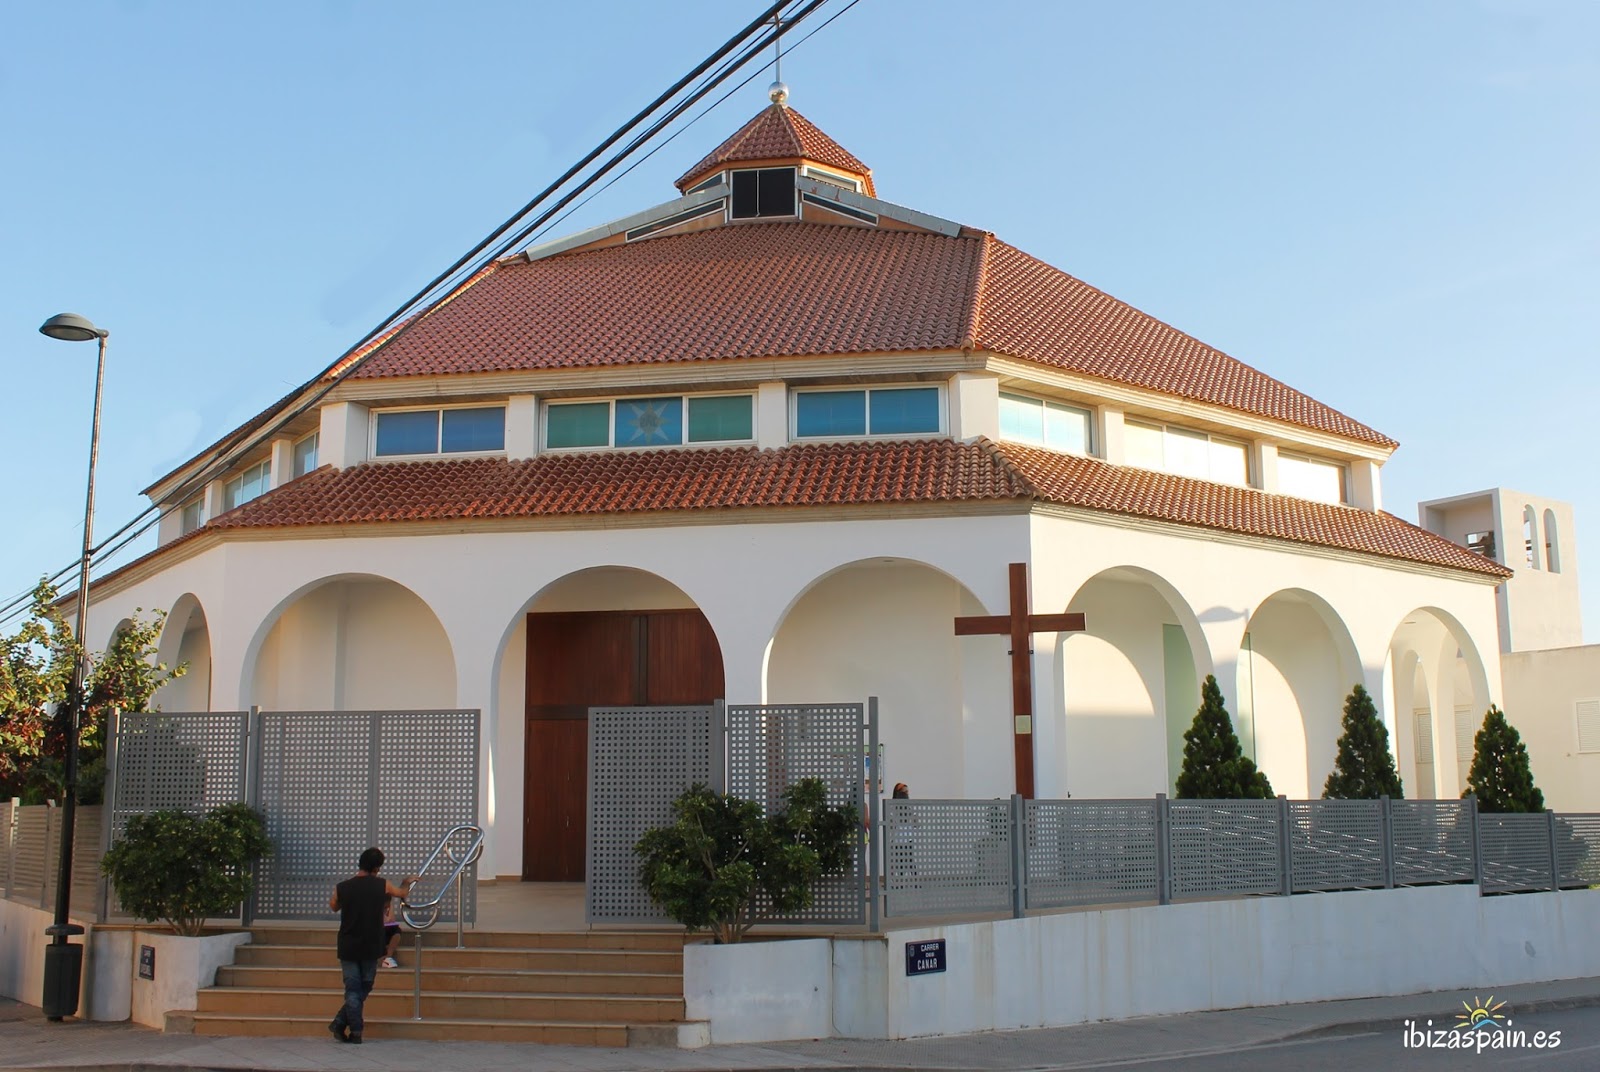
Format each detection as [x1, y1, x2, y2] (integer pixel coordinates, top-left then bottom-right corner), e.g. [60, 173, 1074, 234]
[522, 609, 724, 881]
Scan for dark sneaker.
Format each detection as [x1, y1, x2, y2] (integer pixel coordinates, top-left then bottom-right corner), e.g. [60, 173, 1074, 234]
[345, 1034, 363, 1045]
[328, 1021, 347, 1042]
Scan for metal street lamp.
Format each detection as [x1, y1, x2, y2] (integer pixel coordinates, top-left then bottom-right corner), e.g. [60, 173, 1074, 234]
[37, 312, 109, 1022]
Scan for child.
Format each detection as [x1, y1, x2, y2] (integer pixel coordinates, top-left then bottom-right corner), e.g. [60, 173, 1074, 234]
[381, 896, 401, 969]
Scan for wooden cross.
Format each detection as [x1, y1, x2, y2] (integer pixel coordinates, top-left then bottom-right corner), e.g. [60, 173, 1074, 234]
[954, 562, 1085, 799]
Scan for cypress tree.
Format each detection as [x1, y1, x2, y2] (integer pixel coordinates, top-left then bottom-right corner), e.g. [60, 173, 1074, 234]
[1176, 674, 1274, 799]
[1463, 706, 1545, 813]
[1322, 684, 1404, 800]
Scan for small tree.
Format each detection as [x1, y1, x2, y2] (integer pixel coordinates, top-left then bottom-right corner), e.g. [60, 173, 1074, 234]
[1177, 674, 1274, 799]
[1463, 706, 1545, 813]
[636, 778, 858, 944]
[1322, 684, 1404, 800]
[101, 802, 272, 935]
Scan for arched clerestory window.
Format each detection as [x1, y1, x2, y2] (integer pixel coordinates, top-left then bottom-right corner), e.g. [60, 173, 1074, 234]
[1524, 505, 1540, 570]
[1544, 508, 1561, 573]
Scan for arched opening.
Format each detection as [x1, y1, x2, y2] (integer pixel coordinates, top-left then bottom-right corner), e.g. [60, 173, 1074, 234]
[1059, 566, 1211, 797]
[492, 566, 724, 882]
[153, 595, 212, 712]
[1237, 590, 1362, 798]
[245, 575, 456, 711]
[1387, 607, 1491, 799]
[1523, 505, 1540, 570]
[1544, 508, 1561, 573]
[766, 559, 996, 798]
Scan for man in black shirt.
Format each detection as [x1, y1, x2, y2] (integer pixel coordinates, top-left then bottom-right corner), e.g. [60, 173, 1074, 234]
[328, 847, 416, 1043]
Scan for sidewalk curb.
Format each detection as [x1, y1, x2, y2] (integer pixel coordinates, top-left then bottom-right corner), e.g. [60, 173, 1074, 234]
[1283, 990, 1600, 1042]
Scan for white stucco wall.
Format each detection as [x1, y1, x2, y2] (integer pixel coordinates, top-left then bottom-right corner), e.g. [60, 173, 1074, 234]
[1502, 645, 1600, 812]
[685, 887, 1600, 1042]
[85, 505, 1500, 878]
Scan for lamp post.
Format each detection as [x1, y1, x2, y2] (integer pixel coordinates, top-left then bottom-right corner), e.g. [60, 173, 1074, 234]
[37, 312, 109, 1022]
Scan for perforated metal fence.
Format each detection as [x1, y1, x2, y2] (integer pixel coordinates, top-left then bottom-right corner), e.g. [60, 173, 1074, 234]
[586, 704, 721, 925]
[106, 712, 250, 835]
[1024, 799, 1159, 910]
[1391, 800, 1476, 885]
[881, 795, 1599, 921]
[1288, 800, 1387, 892]
[726, 703, 869, 926]
[1168, 800, 1283, 899]
[251, 710, 479, 920]
[884, 798, 1014, 917]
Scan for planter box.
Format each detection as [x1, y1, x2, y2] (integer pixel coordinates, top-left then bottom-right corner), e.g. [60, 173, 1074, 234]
[130, 929, 251, 1029]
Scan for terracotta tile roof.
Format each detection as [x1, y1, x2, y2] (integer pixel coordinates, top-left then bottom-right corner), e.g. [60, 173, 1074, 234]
[351, 222, 1393, 448]
[994, 442, 1509, 578]
[675, 105, 872, 192]
[350, 224, 982, 376]
[197, 440, 1503, 579]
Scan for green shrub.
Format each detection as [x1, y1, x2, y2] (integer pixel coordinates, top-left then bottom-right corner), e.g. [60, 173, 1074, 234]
[1323, 684, 1404, 799]
[101, 802, 272, 935]
[1463, 706, 1545, 813]
[1176, 674, 1274, 799]
[635, 778, 857, 943]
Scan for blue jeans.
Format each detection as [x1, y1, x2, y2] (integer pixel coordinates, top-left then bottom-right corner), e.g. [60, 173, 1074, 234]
[333, 959, 378, 1036]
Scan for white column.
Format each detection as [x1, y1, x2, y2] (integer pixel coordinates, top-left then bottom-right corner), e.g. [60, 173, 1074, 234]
[1098, 407, 1125, 464]
[505, 394, 538, 461]
[1254, 442, 1279, 493]
[268, 437, 294, 489]
[1349, 458, 1382, 511]
[755, 382, 787, 449]
[204, 478, 227, 520]
[320, 401, 370, 470]
[948, 372, 999, 442]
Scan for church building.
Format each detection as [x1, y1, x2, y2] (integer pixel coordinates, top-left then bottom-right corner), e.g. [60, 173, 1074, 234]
[84, 89, 1510, 882]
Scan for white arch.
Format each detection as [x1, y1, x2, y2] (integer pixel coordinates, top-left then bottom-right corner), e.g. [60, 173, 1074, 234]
[1544, 508, 1561, 573]
[1523, 505, 1540, 570]
[1386, 604, 1492, 799]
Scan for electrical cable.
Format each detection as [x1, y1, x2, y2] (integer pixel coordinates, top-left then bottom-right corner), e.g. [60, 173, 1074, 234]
[3, 0, 860, 630]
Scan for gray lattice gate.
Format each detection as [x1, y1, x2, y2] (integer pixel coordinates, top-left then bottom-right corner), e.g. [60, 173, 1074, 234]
[106, 712, 250, 834]
[251, 710, 479, 920]
[586, 704, 721, 924]
[726, 703, 869, 926]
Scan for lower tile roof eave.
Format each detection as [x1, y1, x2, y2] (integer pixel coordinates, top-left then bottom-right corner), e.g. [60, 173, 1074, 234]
[1029, 502, 1508, 584]
[83, 499, 1035, 605]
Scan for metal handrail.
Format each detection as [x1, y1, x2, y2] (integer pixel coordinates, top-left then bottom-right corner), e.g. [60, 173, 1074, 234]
[398, 823, 483, 1021]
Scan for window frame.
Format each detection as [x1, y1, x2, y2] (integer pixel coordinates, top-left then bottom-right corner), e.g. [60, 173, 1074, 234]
[789, 384, 946, 442]
[222, 459, 271, 512]
[1122, 418, 1251, 487]
[292, 432, 319, 478]
[1276, 450, 1349, 505]
[728, 166, 798, 220]
[370, 403, 508, 459]
[997, 391, 1095, 456]
[179, 498, 204, 536]
[540, 391, 757, 452]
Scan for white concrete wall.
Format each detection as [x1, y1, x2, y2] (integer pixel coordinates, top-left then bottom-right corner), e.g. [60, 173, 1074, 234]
[1502, 645, 1600, 811]
[684, 938, 832, 1044]
[684, 887, 1600, 1042]
[0, 899, 130, 1021]
[129, 929, 251, 1028]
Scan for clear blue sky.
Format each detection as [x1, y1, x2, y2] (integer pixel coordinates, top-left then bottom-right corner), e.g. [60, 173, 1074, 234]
[3, 1, 1596, 642]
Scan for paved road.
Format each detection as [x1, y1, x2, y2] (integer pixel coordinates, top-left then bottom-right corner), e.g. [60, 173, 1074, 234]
[2, 979, 1598, 1072]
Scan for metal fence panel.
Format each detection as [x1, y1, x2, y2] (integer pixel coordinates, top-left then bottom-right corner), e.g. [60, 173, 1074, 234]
[1288, 800, 1387, 892]
[1391, 800, 1475, 885]
[884, 799, 1013, 917]
[1479, 813, 1554, 893]
[1168, 800, 1282, 899]
[1025, 799, 1158, 909]
[108, 712, 249, 836]
[12, 806, 54, 907]
[1556, 814, 1600, 888]
[1, 800, 14, 900]
[253, 710, 479, 921]
[586, 705, 718, 925]
[726, 703, 866, 926]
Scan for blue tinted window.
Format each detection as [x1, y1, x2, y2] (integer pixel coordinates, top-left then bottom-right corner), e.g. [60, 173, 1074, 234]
[795, 391, 866, 437]
[546, 403, 610, 449]
[687, 395, 753, 442]
[375, 410, 439, 456]
[614, 397, 683, 447]
[869, 388, 940, 435]
[441, 407, 505, 453]
[292, 434, 319, 476]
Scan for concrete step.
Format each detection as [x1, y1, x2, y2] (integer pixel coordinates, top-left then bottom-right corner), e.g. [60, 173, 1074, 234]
[215, 963, 684, 995]
[188, 1012, 644, 1045]
[232, 943, 682, 973]
[249, 926, 684, 951]
[196, 986, 684, 1023]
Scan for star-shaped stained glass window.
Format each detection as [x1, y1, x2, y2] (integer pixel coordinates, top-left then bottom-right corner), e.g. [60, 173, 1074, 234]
[615, 397, 683, 446]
